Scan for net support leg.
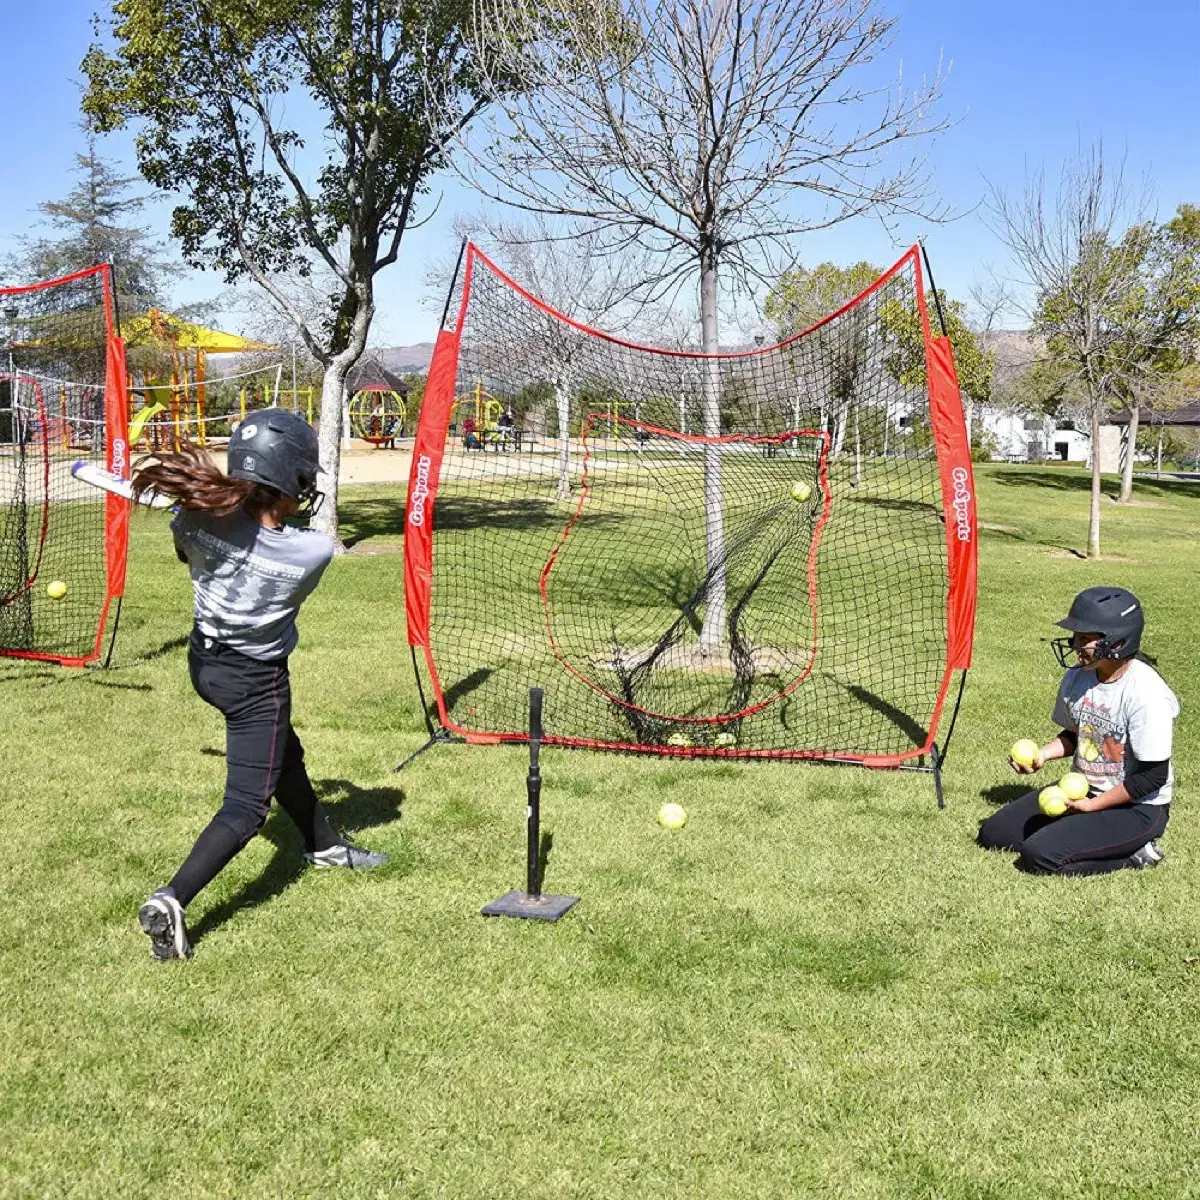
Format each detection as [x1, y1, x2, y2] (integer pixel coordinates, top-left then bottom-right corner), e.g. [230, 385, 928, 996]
[482, 687, 580, 922]
[396, 646, 462, 771]
[930, 743, 945, 810]
[394, 730, 457, 773]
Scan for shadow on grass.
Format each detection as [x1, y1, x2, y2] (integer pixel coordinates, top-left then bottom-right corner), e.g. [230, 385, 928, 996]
[0, 667, 58, 685]
[992, 467, 1200, 501]
[847, 494, 942, 519]
[188, 778, 404, 947]
[980, 782, 1031, 807]
[339, 494, 621, 548]
[843, 681, 928, 749]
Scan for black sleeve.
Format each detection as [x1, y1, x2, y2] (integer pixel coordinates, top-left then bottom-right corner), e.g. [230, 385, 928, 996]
[1058, 729, 1077, 754]
[1125, 759, 1170, 801]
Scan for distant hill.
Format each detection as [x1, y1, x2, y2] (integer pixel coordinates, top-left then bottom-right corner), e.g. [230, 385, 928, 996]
[980, 329, 1040, 391]
[368, 343, 435, 373]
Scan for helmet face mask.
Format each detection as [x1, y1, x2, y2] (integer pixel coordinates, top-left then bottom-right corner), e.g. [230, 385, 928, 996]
[1052, 587, 1143, 669]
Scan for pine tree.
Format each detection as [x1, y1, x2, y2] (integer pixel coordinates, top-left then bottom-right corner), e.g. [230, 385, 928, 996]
[9, 122, 176, 316]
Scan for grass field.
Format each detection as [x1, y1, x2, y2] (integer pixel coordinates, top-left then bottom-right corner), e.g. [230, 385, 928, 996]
[2, 463, 1199, 1198]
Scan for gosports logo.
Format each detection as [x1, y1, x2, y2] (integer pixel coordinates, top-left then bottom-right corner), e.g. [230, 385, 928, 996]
[110, 436, 127, 481]
[950, 466, 972, 542]
[408, 454, 433, 526]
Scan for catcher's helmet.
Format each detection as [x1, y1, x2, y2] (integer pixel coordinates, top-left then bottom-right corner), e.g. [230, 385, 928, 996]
[1051, 586, 1143, 668]
[227, 408, 322, 514]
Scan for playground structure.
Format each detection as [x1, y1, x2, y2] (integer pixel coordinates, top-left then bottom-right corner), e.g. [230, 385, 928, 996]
[450, 381, 503, 438]
[346, 354, 410, 446]
[123, 309, 287, 451]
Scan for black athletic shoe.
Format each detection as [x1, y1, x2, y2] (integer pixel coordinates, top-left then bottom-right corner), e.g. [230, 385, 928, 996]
[302, 840, 389, 869]
[1128, 841, 1165, 870]
[139, 889, 192, 961]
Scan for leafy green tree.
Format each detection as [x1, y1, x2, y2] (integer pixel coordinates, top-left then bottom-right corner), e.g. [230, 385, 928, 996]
[765, 262, 882, 461]
[84, 0, 499, 544]
[878, 290, 994, 414]
[1111, 205, 1200, 499]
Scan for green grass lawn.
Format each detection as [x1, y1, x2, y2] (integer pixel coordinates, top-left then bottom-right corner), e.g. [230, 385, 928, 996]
[2, 462, 1199, 1198]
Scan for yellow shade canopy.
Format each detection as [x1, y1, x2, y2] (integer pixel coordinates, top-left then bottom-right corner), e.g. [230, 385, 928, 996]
[123, 309, 275, 354]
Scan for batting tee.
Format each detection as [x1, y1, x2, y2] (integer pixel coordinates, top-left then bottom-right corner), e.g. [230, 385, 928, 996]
[405, 244, 976, 784]
[0, 264, 130, 667]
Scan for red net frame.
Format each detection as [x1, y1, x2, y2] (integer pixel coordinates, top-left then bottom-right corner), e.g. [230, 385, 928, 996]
[406, 244, 976, 767]
[0, 264, 130, 667]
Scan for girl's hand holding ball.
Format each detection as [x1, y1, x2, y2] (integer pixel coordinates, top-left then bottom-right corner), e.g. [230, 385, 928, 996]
[1008, 738, 1042, 775]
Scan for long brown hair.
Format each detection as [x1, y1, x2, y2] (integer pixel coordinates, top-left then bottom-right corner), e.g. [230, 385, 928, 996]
[131, 446, 280, 519]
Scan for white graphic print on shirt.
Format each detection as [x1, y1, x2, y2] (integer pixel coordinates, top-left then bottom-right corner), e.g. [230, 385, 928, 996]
[1051, 658, 1179, 805]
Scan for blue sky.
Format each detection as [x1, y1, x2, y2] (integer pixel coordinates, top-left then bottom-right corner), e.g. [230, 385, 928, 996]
[0, 0, 1196, 345]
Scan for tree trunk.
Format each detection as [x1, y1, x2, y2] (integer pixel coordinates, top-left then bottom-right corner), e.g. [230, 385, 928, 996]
[311, 289, 373, 548]
[1087, 400, 1102, 559]
[555, 374, 572, 501]
[1156, 425, 1163, 479]
[1118, 403, 1139, 502]
[698, 246, 726, 652]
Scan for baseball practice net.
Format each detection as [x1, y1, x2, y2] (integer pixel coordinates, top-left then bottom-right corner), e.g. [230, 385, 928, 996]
[0, 265, 129, 666]
[406, 245, 976, 765]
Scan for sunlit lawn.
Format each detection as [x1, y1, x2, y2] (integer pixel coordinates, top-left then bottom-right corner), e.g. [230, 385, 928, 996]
[1, 462, 1198, 1198]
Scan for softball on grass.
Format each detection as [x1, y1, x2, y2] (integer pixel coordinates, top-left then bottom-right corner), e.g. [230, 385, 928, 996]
[666, 732, 692, 748]
[46, 580, 67, 600]
[789, 480, 812, 503]
[1060, 772, 1089, 802]
[1038, 785, 1069, 817]
[713, 730, 737, 748]
[658, 802, 688, 830]
[1010, 738, 1040, 768]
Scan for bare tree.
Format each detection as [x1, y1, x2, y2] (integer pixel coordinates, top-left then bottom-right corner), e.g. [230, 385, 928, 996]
[966, 277, 1013, 445]
[430, 215, 662, 497]
[986, 145, 1152, 558]
[468, 0, 948, 648]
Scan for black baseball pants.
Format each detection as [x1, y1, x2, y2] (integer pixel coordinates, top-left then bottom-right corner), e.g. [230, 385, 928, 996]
[167, 629, 339, 907]
[977, 789, 1169, 875]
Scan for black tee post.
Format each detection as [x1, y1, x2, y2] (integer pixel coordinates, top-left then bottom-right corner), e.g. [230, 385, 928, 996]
[482, 687, 580, 921]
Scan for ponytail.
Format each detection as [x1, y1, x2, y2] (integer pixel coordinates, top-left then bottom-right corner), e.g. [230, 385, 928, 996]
[132, 446, 280, 520]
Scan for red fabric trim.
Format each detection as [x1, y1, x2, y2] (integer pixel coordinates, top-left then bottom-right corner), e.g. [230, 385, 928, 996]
[905, 256, 977, 758]
[0, 647, 100, 668]
[404, 326, 464, 646]
[100, 332, 131, 618]
[538, 414, 832, 724]
[467, 244, 922, 359]
[431, 708, 926, 769]
[0, 263, 114, 298]
[926, 335, 976, 670]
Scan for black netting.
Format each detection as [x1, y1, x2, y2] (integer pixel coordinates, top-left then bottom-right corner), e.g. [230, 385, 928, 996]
[0, 270, 117, 664]
[419, 250, 955, 760]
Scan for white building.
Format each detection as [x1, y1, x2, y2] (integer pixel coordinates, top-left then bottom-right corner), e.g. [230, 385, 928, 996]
[977, 410, 1090, 463]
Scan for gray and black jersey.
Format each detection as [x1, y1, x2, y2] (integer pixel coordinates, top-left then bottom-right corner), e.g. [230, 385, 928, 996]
[171, 509, 334, 661]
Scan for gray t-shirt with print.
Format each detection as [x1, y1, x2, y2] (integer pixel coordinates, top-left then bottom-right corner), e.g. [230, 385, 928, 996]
[172, 509, 335, 660]
[1052, 658, 1179, 805]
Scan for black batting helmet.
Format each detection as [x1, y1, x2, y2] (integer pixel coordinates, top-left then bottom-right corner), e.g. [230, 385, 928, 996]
[227, 408, 322, 513]
[1051, 586, 1143, 668]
